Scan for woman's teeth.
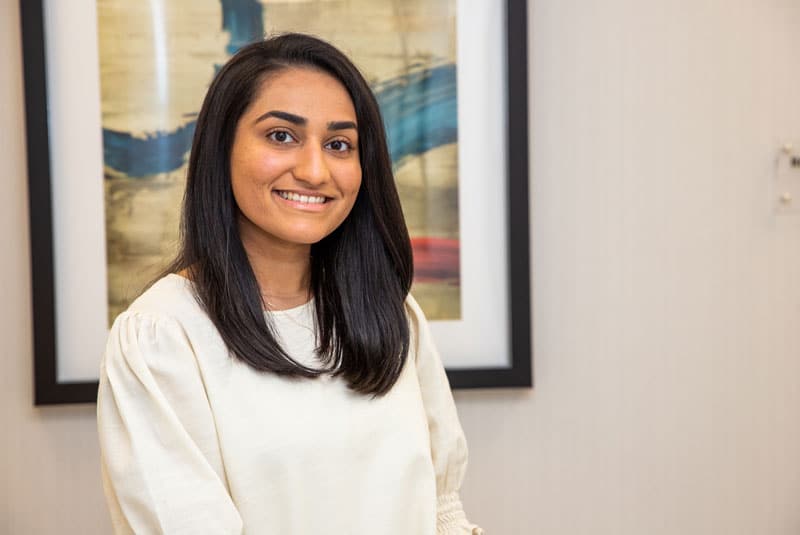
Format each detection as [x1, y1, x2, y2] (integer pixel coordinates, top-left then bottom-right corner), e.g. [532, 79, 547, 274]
[277, 191, 327, 204]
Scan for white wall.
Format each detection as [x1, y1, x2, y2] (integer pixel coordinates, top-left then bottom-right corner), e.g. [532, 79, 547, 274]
[2, 0, 800, 533]
[456, 0, 800, 533]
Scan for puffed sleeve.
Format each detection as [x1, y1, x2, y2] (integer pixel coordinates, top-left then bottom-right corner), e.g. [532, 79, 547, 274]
[406, 296, 484, 535]
[97, 311, 243, 535]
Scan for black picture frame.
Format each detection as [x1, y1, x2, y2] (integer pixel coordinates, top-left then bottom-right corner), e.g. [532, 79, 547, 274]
[20, 0, 530, 405]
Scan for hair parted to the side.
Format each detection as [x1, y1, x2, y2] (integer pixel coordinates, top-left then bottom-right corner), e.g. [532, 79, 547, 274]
[164, 33, 414, 396]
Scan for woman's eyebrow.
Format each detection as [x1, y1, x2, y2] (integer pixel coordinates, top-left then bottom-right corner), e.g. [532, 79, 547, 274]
[328, 120, 357, 131]
[254, 110, 306, 125]
[253, 110, 357, 132]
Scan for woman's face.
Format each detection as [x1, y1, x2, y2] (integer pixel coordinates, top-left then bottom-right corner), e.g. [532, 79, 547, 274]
[230, 67, 362, 252]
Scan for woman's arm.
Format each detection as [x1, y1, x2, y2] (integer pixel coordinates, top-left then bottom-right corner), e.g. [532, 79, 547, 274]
[406, 296, 484, 535]
[97, 312, 242, 535]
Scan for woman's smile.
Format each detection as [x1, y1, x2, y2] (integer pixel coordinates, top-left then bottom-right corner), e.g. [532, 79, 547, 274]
[273, 189, 333, 212]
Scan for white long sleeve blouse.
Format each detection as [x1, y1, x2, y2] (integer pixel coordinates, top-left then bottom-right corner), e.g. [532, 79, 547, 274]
[97, 274, 481, 534]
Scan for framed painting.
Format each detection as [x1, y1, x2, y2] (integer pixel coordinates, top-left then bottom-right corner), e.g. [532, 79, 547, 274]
[20, 0, 530, 405]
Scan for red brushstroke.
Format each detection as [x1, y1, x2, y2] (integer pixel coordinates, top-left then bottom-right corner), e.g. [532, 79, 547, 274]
[411, 237, 460, 284]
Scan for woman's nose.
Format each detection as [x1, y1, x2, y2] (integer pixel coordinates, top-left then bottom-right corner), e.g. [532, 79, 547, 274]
[293, 143, 330, 185]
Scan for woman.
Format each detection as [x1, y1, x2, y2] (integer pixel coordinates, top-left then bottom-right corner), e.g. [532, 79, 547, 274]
[97, 33, 481, 534]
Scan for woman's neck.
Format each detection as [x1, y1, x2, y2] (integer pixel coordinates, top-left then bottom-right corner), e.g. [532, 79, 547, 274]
[238, 225, 313, 310]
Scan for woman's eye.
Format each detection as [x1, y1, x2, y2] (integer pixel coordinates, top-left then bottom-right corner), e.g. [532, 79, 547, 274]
[267, 130, 296, 144]
[326, 139, 352, 153]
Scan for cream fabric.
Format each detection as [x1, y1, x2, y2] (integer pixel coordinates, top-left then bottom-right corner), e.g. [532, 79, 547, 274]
[97, 274, 482, 534]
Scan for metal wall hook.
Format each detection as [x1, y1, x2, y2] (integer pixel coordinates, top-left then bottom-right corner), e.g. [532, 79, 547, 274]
[775, 141, 800, 214]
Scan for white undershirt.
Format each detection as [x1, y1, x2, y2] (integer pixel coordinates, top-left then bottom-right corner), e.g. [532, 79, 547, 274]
[97, 274, 481, 534]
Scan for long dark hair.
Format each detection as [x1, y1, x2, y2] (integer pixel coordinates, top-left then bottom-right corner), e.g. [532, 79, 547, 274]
[167, 34, 413, 395]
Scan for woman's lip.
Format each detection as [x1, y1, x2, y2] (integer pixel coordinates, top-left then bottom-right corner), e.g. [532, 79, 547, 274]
[273, 189, 332, 199]
[272, 190, 331, 212]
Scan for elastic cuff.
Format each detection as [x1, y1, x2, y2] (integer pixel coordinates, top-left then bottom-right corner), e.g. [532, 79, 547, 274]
[436, 493, 484, 535]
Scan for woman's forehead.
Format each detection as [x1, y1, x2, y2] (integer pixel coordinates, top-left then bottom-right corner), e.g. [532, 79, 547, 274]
[246, 67, 356, 121]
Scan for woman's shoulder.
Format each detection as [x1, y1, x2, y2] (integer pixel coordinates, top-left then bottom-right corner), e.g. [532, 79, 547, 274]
[105, 274, 212, 365]
[403, 293, 431, 356]
[101, 275, 218, 395]
[119, 273, 203, 324]
[404, 293, 427, 328]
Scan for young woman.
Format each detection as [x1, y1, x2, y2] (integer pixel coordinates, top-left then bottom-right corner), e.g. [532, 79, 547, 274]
[97, 33, 481, 535]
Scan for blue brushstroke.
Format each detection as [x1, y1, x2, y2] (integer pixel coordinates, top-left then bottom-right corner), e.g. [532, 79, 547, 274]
[376, 64, 458, 164]
[220, 0, 264, 55]
[103, 123, 196, 178]
[101, 0, 457, 178]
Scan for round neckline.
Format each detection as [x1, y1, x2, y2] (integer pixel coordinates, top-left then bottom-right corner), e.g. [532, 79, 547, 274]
[164, 273, 313, 315]
[265, 298, 314, 316]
